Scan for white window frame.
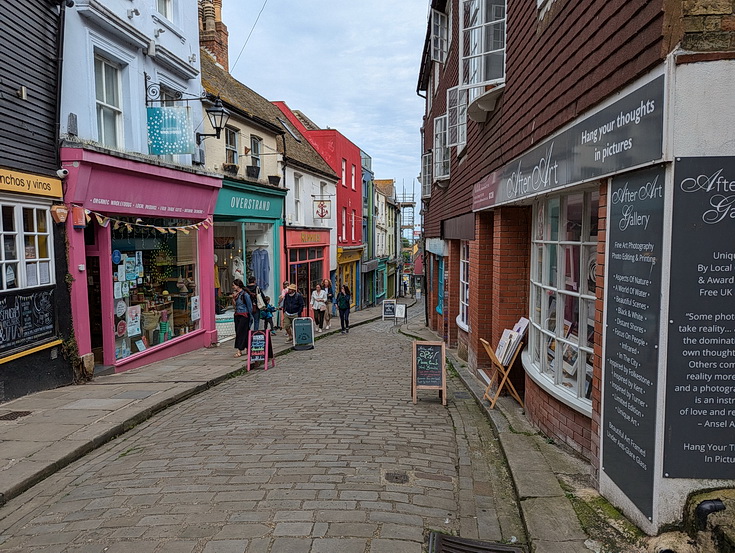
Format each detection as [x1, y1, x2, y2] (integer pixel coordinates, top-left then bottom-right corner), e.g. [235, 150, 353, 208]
[0, 201, 54, 291]
[433, 115, 450, 180]
[94, 55, 123, 149]
[351, 210, 356, 241]
[457, 241, 470, 330]
[341, 207, 347, 241]
[431, 9, 449, 63]
[157, 0, 172, 20]
[459, 0, 506, 101]
[351, 164, 356, 190]
[447, 86, 468, 149]
[225, 127, 239, 165]
[293, 173, 302, 223]
[250, 136, 262, 169]
[341, 159, 347, 187]
[527, 190, 599, 413]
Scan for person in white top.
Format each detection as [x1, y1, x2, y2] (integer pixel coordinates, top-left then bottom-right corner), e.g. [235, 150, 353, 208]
[310, 283, 328, 332]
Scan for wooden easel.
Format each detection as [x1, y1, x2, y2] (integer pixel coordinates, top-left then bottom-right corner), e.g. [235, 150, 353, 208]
[479, 338, 524, 409]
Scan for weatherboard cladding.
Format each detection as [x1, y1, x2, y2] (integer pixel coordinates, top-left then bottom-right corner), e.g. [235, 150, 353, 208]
[200, 52, 337, 181]
[422, 0, 667, 238]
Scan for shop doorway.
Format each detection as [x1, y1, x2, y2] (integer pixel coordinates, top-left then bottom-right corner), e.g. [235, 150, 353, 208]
[288, 254, 323, 318]
[86, 255, 104, 366]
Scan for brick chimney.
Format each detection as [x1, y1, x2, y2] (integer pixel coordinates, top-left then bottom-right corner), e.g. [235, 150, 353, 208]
[199, 0, 229, 71]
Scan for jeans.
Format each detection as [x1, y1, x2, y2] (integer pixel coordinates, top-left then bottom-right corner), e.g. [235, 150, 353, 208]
[339, 307, 350, 331]
[314, 309, 325, 329]
[250, 311, 261, 330]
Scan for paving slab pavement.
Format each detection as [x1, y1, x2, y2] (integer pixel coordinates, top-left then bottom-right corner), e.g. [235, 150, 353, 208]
[0, 297, 599, 552]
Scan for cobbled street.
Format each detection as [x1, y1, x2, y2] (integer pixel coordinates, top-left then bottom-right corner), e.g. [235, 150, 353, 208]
[0, 313, 525, 553]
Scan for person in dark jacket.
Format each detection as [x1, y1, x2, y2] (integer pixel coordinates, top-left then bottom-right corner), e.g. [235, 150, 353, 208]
[336, 284, 351, 334]
[244, 275, 263, 330]
[231, 278, 252, 357]
[282, 283, 305, 341]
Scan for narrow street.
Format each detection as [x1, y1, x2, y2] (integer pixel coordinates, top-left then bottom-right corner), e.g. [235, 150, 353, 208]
[0, 311, 525, 553]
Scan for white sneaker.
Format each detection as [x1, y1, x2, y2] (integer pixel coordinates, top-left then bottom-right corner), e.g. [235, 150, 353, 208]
[317, 328, 321, 333]
[326, 325, 330, 330]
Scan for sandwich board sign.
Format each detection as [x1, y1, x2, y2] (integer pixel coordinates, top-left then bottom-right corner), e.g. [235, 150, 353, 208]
[292, 317, 314, 350]
[382, 299, 396, 320]
[411, 341, 446, 406]
[247, 330, 274, 370]
[394, 303, 407, 324]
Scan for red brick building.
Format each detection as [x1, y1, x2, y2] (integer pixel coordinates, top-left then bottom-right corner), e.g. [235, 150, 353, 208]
[418, 0, 735, 533]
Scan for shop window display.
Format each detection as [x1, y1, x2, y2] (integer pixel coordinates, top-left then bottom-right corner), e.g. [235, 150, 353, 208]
[529, 190, 598, 405]
[110, 218, 199, 360]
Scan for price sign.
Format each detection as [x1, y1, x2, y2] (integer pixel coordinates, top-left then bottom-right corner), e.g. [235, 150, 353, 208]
[412, 341, 446, 405]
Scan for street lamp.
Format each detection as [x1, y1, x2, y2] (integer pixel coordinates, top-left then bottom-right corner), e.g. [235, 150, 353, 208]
[196, 98, 230, 145]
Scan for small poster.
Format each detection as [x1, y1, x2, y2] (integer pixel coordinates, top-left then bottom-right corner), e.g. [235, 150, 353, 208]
[125, 258, 137, 281]
[117, 264, 126, 282]
[113, 281, 122, 299]
[5, 265, 15, 288]
[26, 264, 38, 287]
[190, 295, 200, 321]
[135, 339, 146, 352]
[115, 299, 127, 318]
[127, 304, 141, 336]
[121, 281, 130, 297]
[112, 250, 122, 264]
[39, 261, 50, 285]
[136, 251, 144, 277]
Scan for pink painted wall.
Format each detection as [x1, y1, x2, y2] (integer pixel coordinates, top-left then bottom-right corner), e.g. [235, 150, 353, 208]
[60, 147, 221, 371]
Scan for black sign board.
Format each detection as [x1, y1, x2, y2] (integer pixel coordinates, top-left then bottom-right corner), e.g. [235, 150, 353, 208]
[292, 317, 314, 351]
[0, 287, 56, 356]
[602, 166, 665, 520]
[664, 157, 735, 479]
[382, 300, 396, 320]
[412, 341, 446, 406]
[248, 330, 266, 361]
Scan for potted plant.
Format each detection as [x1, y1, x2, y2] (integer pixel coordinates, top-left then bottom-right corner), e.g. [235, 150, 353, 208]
[267, 175, 281, 185]
[222, 163, 239, 175]
[246, 165, 260, 179]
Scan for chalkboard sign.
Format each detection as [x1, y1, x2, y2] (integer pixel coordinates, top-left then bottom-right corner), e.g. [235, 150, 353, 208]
[247, 330, 273, 370]
[412, 341, 446, 405]
[0, 287, 56, 356]
[602, 165, 665, 520]
[382, 300, 396, 320]
[292, 317, 314, 350]
[664, 157, 735, 479]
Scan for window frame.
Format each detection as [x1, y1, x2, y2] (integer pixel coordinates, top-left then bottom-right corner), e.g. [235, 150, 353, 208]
[431, 9, 449, 63]
[351, 164, 356, 190]
[341, 206, 347, 241]
[527, 190, 600, 412]
[293, 173, 302, 223]
[157, 0, 172, 20]
[351, 209, 356, 241]
[225, 127, 239, 165]
[433, 115, 450, 180]
[94, 55, 123, 149]
[250, 136, 262, 169]
[457, 240, 470, 330]
[341, 159, 347, 187]
[447, 86, 468, 149]
[0, 201, 54, 291]
[459, 0, 506, 101]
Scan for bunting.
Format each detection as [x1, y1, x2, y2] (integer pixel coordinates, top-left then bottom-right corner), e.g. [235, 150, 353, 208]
[73, 206, 212, 234]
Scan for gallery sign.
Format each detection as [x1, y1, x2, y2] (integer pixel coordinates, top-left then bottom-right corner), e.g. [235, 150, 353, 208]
[147, 106, 195, 155]
[473, 75, 665, 211]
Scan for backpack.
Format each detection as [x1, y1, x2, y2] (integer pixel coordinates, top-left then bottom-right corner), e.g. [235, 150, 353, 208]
[256, 288, 266, 310]
[246, 286, 260, 313]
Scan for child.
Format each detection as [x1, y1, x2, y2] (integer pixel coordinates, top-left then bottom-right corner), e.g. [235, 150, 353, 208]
[261, 296, 277, 335]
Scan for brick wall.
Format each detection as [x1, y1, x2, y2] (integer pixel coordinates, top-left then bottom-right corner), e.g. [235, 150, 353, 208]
[682, 0, 735, 51]
[526, 378, 593, 459]
[468, 212, 494, 371]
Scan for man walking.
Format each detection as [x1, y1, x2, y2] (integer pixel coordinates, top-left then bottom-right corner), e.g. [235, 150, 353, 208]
[282, 283, 304, 342]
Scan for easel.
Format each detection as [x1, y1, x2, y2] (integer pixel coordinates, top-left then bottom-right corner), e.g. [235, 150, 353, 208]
[479, 337, 524, 409]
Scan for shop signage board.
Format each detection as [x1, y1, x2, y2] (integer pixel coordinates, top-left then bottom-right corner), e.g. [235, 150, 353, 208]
[382, 299, 396, 320]
[412, 341, 446, 406]
[247, 329, 274, 370]
[292, 317, 314, 350]
[473, 75, 665, 211]
[146, 106, 195, 155]
[0, 287, 56, 356]
[664, 157, 735, 479]
[602, 165, 665, 520]
[394, 303, 407, 324]
[215, 183, 284, 219]
[0, 168, 62, 198]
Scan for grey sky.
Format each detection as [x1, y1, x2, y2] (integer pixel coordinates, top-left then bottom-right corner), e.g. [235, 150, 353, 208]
[221, 1, 429, 200]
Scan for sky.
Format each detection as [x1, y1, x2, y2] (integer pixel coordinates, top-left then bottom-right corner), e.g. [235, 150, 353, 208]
[221, 0, 429, 202]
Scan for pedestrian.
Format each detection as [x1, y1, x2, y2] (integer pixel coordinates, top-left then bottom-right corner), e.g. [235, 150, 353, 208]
[231, 278, 252, 357]
[276, 280, 289, 329]
[336, 284, 351, 334]
[281, 283, 305, 341]
[261, 295, 276, 335]
[322, 278, 333, 330]
[244, 275, 264, 330]
[310, 283, 327, 332]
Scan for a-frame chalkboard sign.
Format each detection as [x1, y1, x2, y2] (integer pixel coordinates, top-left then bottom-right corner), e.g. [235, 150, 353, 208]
[411, 341, 446, 406]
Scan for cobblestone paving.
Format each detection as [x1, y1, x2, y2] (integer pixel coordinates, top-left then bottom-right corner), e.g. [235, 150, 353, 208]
[0, 314, 525, 552]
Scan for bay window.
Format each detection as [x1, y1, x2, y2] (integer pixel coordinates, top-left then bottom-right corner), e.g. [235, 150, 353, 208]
[528, 190, 599, 408]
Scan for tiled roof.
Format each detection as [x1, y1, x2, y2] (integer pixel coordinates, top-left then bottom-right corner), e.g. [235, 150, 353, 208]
[200, 51, 337, 181]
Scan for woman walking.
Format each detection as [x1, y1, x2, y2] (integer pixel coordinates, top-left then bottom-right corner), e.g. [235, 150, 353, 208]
[231, 278, 252, 357]
[322, 278, 333, 330]
[336, 284, 351, 334]
[310, 283, 327, 332]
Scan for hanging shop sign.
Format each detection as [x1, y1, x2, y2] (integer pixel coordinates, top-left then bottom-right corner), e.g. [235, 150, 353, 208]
[313, 199, 332, 219]
[473, 75, 665, 211]
[147, 106, 196, 155]
[0, 168, 62, 199]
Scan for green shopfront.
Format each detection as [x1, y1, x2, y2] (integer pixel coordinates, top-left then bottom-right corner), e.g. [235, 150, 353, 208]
[213, 180, 286, 326]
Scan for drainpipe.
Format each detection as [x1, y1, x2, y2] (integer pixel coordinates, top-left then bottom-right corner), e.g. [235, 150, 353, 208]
[695, 499, 725, 531]
[54, 0, 73, 169]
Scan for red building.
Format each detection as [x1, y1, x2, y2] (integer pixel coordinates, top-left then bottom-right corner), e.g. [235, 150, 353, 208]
[274, 102, 364, 305]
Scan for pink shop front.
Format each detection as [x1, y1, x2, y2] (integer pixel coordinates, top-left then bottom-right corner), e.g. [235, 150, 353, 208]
[61, 147, 221, 373]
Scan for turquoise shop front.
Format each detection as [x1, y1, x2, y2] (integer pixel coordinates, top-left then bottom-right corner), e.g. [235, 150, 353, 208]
[213, 180, 286, 337]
